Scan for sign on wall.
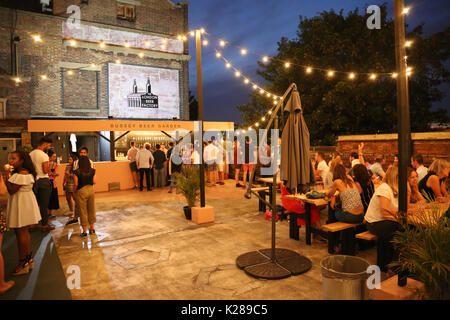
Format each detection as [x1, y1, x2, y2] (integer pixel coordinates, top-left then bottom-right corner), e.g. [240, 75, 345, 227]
[108, 63, 180, 119]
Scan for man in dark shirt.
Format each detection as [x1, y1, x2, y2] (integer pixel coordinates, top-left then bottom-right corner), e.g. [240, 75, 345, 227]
[152, 144, 167, 187]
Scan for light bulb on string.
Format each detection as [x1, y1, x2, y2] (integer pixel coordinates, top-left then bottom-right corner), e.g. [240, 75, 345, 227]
[268, 110, 272, 115]
[90, 63, 96, 68]
[99, 40, 105, 48]
[115, 59, 121, 64]
[392, 73, 398, 78]
[261, 117, 266, 121]
[262, 56, 269, 63]
[225, 63, 231, 68]
[67, 70, 73, 75]
[190, 31, 195, 37]
[349, 73, 355, 80]
[145, 40, 151, 47]
[161, 44, 166, 50]
[203, 39, 208, 46]
[219, 40, 226, 47]
[182, 36, 187, 41]
[255, 123, 259, 127]
[124, 40, 130, 48]
[177, 35, 182, 41]
[327, 70, 334, 77]
[69, 39, 77, 46]
[370, 74, 377, 80]
[266, 93, 271, 98]
[244, 78, 249, 84]
[306, 67, 312, 74]
[405, 41, 412, 47]
[259, 89, 264, 94]
[40, 75, 47, 80]
[33, 35, 41, 42]
[241, 49, 247, 55]
[139, 52, 144, 58]
[14, 77, 21, 83]
[252, 84, 258, 90]
[200, 28, 205, 34]
[216, 52, 221, 58]
[234, 71, 240, 77]
[284, 62, 291, 68]
[403, 7, 410, 14]
[273, 100, 277, 105]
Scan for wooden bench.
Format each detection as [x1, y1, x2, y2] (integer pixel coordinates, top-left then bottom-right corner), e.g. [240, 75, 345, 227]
[355, 230, 377, 241]
[355, 230, 385, 271]
[322, 222, 361, 255]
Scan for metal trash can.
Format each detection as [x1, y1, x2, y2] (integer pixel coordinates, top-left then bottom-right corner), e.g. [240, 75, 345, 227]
[320, 255, 370, 300]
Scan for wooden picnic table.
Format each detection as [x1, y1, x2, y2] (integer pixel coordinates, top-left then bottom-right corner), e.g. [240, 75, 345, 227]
[283, 192, 333, 245]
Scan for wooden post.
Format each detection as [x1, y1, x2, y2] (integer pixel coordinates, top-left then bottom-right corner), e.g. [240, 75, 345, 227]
[110, 131, 115, 162]
[196, 29, 205, 207]
[394, 0, 411, 286]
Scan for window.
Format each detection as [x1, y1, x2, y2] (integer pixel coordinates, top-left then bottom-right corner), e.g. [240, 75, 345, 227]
[117, 2, 136, 21]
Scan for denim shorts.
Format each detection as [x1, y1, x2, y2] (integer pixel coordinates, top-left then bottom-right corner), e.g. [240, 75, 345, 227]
[334, 208, 364, 224]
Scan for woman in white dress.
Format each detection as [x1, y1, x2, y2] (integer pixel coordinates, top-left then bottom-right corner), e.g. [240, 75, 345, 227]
[0, 171, 14, 293]
[4, 151, 41, 275]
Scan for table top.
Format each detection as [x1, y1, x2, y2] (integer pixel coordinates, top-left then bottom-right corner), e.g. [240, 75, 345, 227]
[257, 177, 282, 184]
[284, 193, 330, 206]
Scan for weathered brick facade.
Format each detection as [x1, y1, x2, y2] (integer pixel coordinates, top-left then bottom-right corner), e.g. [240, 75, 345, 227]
[337, 132, 450, 169]
[0, 0, 190, 122]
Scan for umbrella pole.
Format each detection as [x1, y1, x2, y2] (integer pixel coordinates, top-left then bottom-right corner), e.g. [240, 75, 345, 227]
[271, 115, 278, 262]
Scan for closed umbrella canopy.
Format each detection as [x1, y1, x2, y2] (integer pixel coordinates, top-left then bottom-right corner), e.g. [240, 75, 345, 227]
[280, 87, 315, 191]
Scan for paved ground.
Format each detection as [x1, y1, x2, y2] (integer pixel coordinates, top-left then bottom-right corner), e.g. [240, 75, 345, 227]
[7, 180, 380, 300]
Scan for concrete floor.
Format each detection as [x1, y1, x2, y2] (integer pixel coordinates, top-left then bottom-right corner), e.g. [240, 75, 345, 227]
[49, 180, 378, 300]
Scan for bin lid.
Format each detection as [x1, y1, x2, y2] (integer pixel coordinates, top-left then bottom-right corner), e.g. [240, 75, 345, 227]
[320, 255, 370, 280]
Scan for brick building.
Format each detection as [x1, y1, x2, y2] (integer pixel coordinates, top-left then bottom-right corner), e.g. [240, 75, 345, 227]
[0, 0, 190, 161]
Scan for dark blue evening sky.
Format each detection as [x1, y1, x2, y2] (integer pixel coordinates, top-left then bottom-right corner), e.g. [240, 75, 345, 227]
[185, 0, 450, 124]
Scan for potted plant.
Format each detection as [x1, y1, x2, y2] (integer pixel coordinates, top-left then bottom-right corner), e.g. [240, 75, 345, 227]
[390, 202, 450, 299]
[172, 165, 200, 220]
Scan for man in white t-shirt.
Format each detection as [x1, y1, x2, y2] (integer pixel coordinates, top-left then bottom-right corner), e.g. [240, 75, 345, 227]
[370, 154, 386, 180]
[29, 137, 54, 230]
[411, 154, 428, 182]
[314, 152, 329, 184]
[213, 137, 225, 185]
[127, 141, 139, 189]
[204, 140, 217, 187]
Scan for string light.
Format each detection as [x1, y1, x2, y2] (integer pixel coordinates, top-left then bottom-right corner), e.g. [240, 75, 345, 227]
[405, 41, 412, 47]
[90, 63, 96, 68]
[67, 70, 73, 75]
[259, 89, 264, 94]
[266, 93, 271, 97]
[255, 123, 259, 127]
[161, 44, 166, 50]
[203, 39, 208, 46]
[115, 59, 121, 64]
[99, 40, 105, 48]
[370, 73, 377, 80]
[33, 35, 41, 42]
[306, 67, 312, 74]
[219, 40, 226, 47]
[252, 84, 258, 89]
[190, 31, 195, 37]
[40, 75, 47, 80]
[145, 40, 151, 47]
[273, 100, 277, 105]
[261, 117, 266, 121]
[268, 110, 272, 115]
[241, 49, 247, 55]
[162, 39, 167, 44]
[177, 35, 182, 40]
[327, 70, 334, 77]
[139, 52, 144, 58]
[215, 52, 221, 58]
[69, 39, 77, 46]
[392, 73, 398, 78]
[124, 40, 130, 48]
[225, 63, 231, 68]
[14, 77, 21, 83]
[200, 28, 205, 34]
[244, 78, 249, 84]
[349, 73, 356, 80]
[235, 71, 240, 77]
[182, 36, 187, 41]
[284, 62, 291, 68]
[403, 7, 410, 14]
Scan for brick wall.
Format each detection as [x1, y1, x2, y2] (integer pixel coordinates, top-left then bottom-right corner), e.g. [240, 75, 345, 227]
[337, 132, 450, 169]
[0, 1, 189, 121]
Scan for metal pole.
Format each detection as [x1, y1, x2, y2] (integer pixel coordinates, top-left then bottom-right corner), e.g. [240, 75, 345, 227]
[394, 0, 411, 287]
[394, 0, 410, 225]
[271, 116, 278, 261]
[196, 29, 205, 207]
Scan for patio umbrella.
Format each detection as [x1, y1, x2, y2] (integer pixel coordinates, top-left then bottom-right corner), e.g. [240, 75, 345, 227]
[280, 88, 315, 192]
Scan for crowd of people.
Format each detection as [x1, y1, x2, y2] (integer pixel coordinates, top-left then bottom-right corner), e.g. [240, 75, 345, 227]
[307, 144, 450, 275]
[0, 137, 98, 294]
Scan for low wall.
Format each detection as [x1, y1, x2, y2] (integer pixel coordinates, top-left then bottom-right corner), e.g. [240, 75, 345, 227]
[337, 132, 450, 169]
[55, 161, 135, 196]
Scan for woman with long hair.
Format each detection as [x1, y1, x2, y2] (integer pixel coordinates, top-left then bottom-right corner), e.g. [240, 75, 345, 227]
[64, 153, 78, 225]
[327, 164, 365, 224]
[73, 156, 96, 237]
[364, 166, 402, 274]
[352, 164, 375, 213]
[0, 170, 14, 293]
[407, 167, 426, 208]
[418, 159, 450, 202]
[47, 149, 59, 218]
[4, 151, 41, 275]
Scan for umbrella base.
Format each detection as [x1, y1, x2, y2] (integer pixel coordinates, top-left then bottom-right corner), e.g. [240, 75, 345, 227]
[236, 248, 312, 280]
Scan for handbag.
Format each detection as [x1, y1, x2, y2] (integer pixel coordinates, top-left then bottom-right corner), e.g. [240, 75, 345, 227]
[306, 191, 327, 199]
